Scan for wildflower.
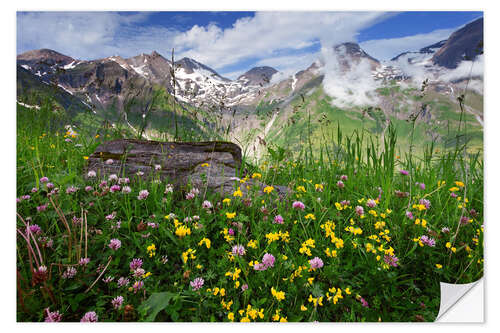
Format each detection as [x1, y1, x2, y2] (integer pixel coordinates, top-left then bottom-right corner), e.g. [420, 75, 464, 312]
[233, 187, 243, 197]
[300, 305, 308, 311]
[383, 255, 399, 267]
[40, 176, 49, 183]
[202, 200, 213, 209]
[31, 187, 38, 193]
[66, 186, 78, 194]
[419, 198, 431, 210]
[399, 169, 409, 176]
[271, 287, 285, 301]
[366, 199, 377, 208]
[309, 257, 324, 269]
[79, 258, 90, 266]
[118, 177, 130, 185]
[292, 201, 305, 210]
[27, 224, 42, 235]
[226, 212, 236, 219]
[228, 228, 235, 236]
[44, 308, 62, 322]
[420, 235, 436, 247]
[252, 173, 262, 179]
[441, 227, 450, 233]
[80, 311, 98, 322]
[436, 264, 443, 269]
[305, 213, 316, 220]
[336, 180, 345, 189]
[263, 186, 274, 194]
[111, 296, 124, 310]
[105, 212, 116, 220]
[146, 244, 156, 257]
[137, 190, 149, 200]
[117, 277, 130, 287]
[274, 215, 284, 224]
[355, 206, 364, 216]
[296, 185, 306, 193]
[108, 238, 121, 251]
[417, 182, 426, 190]
[132, 281, 144, 293]
[103, 276, 114, 283]
[359, 297, 369, 307]
[262, 253, 275, 267]
[405, 211, 414, 220]
[223, 198, 231, 205]
[133, 268, 145, 278]
[241, 284, 248, 292]
[228, 312, 235, 321]
[455, 181, 465, 187]
[129, 258, 143, 271]
[198, 238, 211, 249]
[105, 159, 114, 165]
[247, 240, 257, 249]
[121, 186, 131, 194]
[62, 267, 77, 279]
[340, 174, 348, 181]
[110, 185, 121, 193]
[231, 244, 246, 256]
[315, 184, 324, 192]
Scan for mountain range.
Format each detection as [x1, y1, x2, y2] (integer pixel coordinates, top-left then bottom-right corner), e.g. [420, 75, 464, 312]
[16, 17, 484, 158]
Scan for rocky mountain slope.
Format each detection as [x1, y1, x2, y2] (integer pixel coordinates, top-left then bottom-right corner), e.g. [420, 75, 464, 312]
[16, 17, 483, 158]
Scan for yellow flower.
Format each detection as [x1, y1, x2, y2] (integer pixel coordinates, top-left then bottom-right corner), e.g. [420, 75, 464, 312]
[315, 184, 324, 191]
[446, 242, 451, 248]
[308, 277, 314, 285]
[252, 173, 262, 179]
[233, 187, 243, 197]
[247, 239, 258, 249]
[83, 156, 89, 160]
[449, 187, 460, 192]
[263, 186, 274, 194]
[201, 163, 210, 167]
[345, 287, 352, 295]
[226, 212, 236, 219]
[198, 238, 211, 249]
[175, 225, 191, 237]
[240, 316, 250, 322]
[142, 271, 152, 278]
[271, 287, 285, 301]
[266, 232, 280, 244]
[223, 198, 231, 205]
[146, 244, 156, 257]
[455, 181, 465, 187]
[436, 264, 443, 269]
[279, 317, 287, 322]
[304, 213, 316, 220]
[296, 185, 306, 193]
[228, 312, 235, 321]
[300, 304, 308, 311]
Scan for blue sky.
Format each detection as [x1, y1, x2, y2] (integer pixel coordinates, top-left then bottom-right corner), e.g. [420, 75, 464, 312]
[17, 11, 482, 79]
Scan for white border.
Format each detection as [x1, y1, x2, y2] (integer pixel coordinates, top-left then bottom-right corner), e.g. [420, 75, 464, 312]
[3, 1, 497, 332]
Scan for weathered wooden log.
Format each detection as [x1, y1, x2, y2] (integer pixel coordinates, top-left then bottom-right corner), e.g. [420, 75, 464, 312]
[84, 139, 289, 198]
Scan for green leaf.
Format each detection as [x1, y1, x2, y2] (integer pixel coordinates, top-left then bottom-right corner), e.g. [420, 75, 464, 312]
[138, 291, 176, 322]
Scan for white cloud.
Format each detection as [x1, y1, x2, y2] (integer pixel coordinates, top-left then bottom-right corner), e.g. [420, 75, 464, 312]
[17, 12, 163, 60]
[439, 55, 484, 82]
[174, 12, 391, 70]
[360, 28, 456, 60]
[18, 11, 391, 76]
[321, 46, 381, 107]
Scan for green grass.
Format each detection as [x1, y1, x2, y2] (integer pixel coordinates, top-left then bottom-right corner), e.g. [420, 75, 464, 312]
[16, 92, 483, 322]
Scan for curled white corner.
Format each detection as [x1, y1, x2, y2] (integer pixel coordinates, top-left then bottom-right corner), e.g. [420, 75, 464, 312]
[436, 278, 484, 322]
